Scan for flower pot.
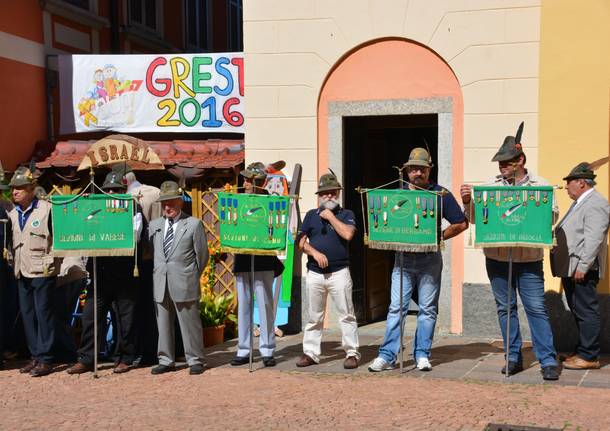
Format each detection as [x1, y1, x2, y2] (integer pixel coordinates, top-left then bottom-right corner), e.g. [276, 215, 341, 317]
[203, 324, 225, 347]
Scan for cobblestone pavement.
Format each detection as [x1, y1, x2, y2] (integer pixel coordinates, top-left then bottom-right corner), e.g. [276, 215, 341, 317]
[2, 325, 610, 430]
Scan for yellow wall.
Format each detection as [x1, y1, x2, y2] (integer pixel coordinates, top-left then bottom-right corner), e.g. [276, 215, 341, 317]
[539, 0, 610, 292]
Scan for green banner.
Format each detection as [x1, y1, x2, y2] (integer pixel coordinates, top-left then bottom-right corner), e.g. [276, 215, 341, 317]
[218, 192, 291, 255]
[366, 189, 439, 252]
[51, 194, 135, 257]
[472, 186, 554, 248]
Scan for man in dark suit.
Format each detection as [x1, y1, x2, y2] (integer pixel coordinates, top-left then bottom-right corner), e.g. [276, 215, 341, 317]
[149, 181, 208, 375]
[66, 171, 143, 374]
[552, 161, 610, 370]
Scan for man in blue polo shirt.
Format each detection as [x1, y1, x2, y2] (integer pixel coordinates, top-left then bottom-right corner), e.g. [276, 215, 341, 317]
[369, 148, 468, 372]
[296, 171, 360, 369]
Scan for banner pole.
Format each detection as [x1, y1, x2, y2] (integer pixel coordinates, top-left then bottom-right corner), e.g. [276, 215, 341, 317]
[249, 254, 255, 373]
[397, 166, 405, 374]
[505, 248, 513, 379]
[93, 256, 98, 379]
[89, 167, 99, 379]
[399, 252, 404, 374]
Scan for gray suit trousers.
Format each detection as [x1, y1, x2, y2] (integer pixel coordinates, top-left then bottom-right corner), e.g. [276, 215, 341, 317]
[156, 287, 204, 366]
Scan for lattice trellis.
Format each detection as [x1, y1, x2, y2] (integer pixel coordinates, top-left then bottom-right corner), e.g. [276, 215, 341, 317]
[189, 173, 239, 298]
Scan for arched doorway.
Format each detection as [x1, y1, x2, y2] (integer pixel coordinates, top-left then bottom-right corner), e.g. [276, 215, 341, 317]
[317, 38, 465, 332]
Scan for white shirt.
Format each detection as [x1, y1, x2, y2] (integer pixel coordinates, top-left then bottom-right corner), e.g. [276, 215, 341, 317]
[575, 187, 595, 208]
[163, 212, 182, 237]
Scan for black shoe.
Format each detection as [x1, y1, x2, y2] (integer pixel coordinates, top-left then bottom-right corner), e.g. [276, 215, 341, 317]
[189, 364, 205, 375]
[501, 361, 523, 376]
[262, 356, 276, 367]
[230, 356, 249, 366]
[151, 364, 175, 375]
[541, 365, 560, 381]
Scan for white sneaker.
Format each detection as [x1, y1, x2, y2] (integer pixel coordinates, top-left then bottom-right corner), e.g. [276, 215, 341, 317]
[416, 357, 432, 371]
[368, 357, 395, 372]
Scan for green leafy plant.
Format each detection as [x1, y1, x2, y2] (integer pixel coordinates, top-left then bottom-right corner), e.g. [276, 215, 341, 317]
[199, 289, 237, 328]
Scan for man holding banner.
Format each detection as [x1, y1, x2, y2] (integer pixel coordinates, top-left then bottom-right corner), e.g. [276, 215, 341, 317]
[551, 161, 610, 370]
[296, 171, 360, 369]
[8, 166, 75, 377]
[461, 123, 560, 380]
[66, 171, 143, 375]
[230, 163, 283, 367]
[368, 148, 467, 372]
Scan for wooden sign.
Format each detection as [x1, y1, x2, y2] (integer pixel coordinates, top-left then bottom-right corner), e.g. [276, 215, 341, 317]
[77, 135, 164, 171]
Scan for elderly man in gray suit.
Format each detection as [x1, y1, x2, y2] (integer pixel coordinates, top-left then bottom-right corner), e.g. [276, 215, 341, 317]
[149, 181, 209, 375]
[552, 160, 610, 370]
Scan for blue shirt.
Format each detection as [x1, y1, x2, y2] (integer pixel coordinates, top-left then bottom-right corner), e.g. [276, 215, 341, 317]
[15, 198, 39, 231]
[301, 207, 357, 274]
[406, 183, 466, 241]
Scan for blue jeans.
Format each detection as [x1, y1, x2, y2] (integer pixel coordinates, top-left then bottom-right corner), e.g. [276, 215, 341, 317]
[378, 252, 442, 364]
[486, 258, 557, 367]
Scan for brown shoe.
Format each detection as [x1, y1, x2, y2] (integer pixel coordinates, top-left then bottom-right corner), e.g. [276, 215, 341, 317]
[19, 360, 37, 374]
[296, 354, 316, 367]
[559, 353, 577, 362]
[30, 363, 54, 377]
[66, 362, 93, 375]
[563, 355, 600, 370]
[113, 362, 131, 374]
[343, 356, 359, 369]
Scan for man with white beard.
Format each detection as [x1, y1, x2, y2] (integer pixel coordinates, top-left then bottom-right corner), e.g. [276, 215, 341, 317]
[296, 171, 360, 369]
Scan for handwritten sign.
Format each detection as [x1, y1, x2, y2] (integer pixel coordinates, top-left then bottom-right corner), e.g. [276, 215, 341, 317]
[71, 53, 244, 133]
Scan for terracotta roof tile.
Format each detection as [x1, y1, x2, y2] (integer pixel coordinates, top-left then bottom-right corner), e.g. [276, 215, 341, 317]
[37, 139, 244, 170]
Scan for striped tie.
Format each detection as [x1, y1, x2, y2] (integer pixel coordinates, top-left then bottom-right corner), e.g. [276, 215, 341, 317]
[163, 218, 174, 257]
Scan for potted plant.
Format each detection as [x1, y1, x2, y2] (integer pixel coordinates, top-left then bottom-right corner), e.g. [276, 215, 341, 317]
[200, 241, 237, 347]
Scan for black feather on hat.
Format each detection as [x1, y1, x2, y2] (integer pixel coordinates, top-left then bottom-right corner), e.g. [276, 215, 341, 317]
[491, 122, 525, 162]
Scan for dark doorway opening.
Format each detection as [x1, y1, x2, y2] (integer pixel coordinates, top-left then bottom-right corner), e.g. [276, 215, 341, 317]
[343, 114, 438, 323]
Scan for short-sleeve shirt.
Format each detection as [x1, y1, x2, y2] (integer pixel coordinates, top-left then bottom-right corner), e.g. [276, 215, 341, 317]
[427, 183, 466, 235]
[301, 207, 356, 274]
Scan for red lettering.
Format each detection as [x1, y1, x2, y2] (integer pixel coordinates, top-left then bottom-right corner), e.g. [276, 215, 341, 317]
[146, 57, 171, 97]
[231, 57, 244, 97]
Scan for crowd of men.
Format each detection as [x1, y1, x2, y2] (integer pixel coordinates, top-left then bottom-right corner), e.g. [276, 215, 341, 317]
[0, 122, 608, 381]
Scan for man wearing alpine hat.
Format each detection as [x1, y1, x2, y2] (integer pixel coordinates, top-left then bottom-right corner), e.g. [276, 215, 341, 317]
[8, 165, 75, 376]
[552, 159, 610, 370]
[297, 171, 360, 369]
[461, 122, 560, 380]
[369, 148, 467, 373]
[230, 162, 283, 367]
[150, 181, 208, 375]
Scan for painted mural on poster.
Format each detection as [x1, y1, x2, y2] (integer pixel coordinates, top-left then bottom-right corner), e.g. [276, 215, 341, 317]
[73, 53, 244, 133]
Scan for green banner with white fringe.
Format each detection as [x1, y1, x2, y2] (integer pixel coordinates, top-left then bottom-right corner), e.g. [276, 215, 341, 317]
[365, 189, 439, 252]
[51, 194, 135, 257]
[218, 192, 290, 256]
[472, 186, 554, 248]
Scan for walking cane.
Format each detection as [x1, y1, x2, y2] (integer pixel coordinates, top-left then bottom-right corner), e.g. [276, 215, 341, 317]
[249, 254, 255, 373]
